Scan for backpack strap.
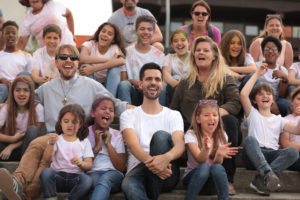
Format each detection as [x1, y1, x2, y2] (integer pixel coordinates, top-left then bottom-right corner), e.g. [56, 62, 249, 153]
[207, 25, 214, 41]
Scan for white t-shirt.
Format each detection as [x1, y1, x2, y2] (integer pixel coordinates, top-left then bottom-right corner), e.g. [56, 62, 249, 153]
[51, 135, 94, 174]
[87, 126, 125, 172]
[256, 61, 288, 96]
[120, 106, 184, 172]
[164, 52, 190, 77]
[244, 53, 255, 66]
[0, 103, 44, 133]
[284, 114, 300, 145]
[0, 50, 33, 81]
[20, 0, 75, 47]
[246, 106, 288, 150]
[32, 47, 59, 79]
[289, 62, 300, 80]
[81, 41, 121, 83]
[121, 45, 166, 80]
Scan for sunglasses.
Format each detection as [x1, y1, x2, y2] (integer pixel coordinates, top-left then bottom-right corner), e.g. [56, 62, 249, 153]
[266, 14, 281, 19]
[198, 99, 218, 105]
[193, 12, 209, 17]
[56, 54, 79, 61]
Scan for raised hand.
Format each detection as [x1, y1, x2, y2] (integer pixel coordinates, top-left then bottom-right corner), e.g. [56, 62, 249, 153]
[257, 63, 268, 77]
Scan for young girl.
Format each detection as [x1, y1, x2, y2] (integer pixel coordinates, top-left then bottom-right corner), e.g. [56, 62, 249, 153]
[39, 104, 93, 200]
[280, 86, 300, 171]
[87, 97, 126, 200]
[182, 99, 238, 200]
[0, 75, 43, 161]
[79, 22, 126, 97]
[163, 29, 190, 104]
[220, 30, 256, 89]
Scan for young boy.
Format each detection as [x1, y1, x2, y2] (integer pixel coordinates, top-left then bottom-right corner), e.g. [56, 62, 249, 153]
[117, 15, 166, 106]
[240, 63, 300, 196]
[31, 24, 61, 86]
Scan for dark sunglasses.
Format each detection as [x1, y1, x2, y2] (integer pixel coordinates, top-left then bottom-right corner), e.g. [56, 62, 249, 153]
[193, 12, 209, 17]
[56, 54, 79, 61]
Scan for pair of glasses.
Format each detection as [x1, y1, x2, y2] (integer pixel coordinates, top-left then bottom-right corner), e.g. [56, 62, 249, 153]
[266, 14, 282, 20]
[198, 99, 218, 105]
[264, 47, 278, 52]
[56, 54, 79, 61]
[193, 12, 209, 17]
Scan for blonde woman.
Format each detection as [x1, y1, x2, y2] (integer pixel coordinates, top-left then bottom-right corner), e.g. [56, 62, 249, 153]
[171, 36, 241, 195]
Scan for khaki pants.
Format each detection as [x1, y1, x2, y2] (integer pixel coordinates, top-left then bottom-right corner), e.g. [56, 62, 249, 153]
[13, 135, 50, 200]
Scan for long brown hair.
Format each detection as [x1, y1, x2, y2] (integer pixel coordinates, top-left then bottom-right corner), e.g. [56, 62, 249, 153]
[6, 76, 37, 136]
[189, 100, 227, 158]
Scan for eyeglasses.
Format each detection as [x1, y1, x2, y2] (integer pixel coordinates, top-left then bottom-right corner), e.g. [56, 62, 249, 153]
[263, 47, 278, 52]
[56, 54, 79, 61]
[193, 12, 209, 17]
[198, 99, 218, 105]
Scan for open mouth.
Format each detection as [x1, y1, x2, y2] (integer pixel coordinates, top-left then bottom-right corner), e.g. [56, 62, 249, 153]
[102, 116, 110, 122]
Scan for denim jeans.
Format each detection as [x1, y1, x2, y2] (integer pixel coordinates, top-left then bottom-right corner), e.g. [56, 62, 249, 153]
[117, 80, 166, 106]
[242, 136, 299, 175]
[40, 168, 92, 200]
[182, 163, 229, 200]
[288, 152, 300, 171]
[0, 125, 40, 161]
[121, 131, 180, 200]
[275, 96, 290, 117]
[88, 170, 123, 200]
[106, 67, 121, 97]
[0, 83, 8, 103]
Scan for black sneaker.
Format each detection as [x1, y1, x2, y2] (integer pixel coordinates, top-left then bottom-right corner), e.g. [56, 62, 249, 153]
[264, 170, 280, 191]
[250, 174, 270, 196]
[0, 168, 22, 200]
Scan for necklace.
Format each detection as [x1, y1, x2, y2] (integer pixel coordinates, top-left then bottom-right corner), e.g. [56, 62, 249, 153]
[60, 77, 77, 105]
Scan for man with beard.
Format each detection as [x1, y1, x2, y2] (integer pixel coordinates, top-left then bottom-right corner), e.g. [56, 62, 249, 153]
[108, 0, 163, 48]
[120, 62, 185, 200]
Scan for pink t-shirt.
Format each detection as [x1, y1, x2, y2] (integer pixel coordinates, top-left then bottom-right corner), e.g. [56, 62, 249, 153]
[20, 0, 75, 47]
[284, 114, 300, 145]
[0, 103, 44, 133]
[50, 135, 94, 174]
[289, 62, 300, 80]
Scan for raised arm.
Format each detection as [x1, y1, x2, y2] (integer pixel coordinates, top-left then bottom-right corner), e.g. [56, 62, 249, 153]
[65, 8, 75, 36]
[17, 36, 30, 50]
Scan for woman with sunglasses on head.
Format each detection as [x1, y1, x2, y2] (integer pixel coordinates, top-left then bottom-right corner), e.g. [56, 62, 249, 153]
[171, 36, 241, 195]
[249, 14, 293, 69]
[181, 0, 221, 49]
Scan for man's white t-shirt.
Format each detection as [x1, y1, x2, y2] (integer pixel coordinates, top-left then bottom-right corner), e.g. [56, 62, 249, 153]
[246, 106, 288, 150]
[120, 106, 184, 172]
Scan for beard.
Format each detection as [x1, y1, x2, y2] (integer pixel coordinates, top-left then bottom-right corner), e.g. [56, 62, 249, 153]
[142, 85, 161, 100]
[124, 1, 136, 11]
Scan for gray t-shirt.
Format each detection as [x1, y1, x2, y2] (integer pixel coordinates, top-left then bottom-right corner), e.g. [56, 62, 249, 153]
[108, 7, 156, 47]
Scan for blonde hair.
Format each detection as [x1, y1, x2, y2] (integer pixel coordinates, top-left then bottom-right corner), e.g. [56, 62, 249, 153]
[185, 36, 227, 98]
[255, 14, 285, 40]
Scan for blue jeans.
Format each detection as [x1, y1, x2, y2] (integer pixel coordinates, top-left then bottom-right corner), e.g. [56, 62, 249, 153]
[275, 96, 290, 117]
[88, 170, 123, 200]
[242, 136, 299, 175]
[117, 81, 166, 106]
[288, 152, 300, 171]
[182, 163, 229, 200]
[0, 83, 8, 103]
[40, 168, 92, 200]
[121, 131, 180, 200]
[0, 125, 39, 161]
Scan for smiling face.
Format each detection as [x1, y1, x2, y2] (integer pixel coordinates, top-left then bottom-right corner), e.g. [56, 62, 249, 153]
[291, 93, 300, 110]
[3, 25, 18, 48]
[263, 41, 280, 65]
[98, 24, 115, 49]
[229, 35, 242, 59]
[44, 32, 61, 53]
[265, 18, 283, 38]
[253, 89, 274, 110]
[141, 69, 163, 100]
[194, 41, 215, 70]
[191, 5, 209, 27]
[91, 99, 115, 130]
[61, 112, 81, 137]
[13, 82, 30, 109]
[136, 22, 154, 45]
[196, 106, 219, 136]
[55, 48, 79, 80]
[171, 33, 189, 57]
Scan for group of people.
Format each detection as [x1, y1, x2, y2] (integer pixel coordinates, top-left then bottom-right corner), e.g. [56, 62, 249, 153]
[0, 0, 300, 200]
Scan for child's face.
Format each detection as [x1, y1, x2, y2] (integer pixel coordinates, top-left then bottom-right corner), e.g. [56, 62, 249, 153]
[291, 93, 300, 109]
[171, 33, 188, 57]
[98, 25, 115, 48]
[136, 22, 154, 45]
[196, 107, 219, 135]
[44, 32, 61, 53]
[91, 100, 114, 129]
[61, 112, 81, 137]
[229, 35, 242, 58]
[253, 89, 274, 110]
[263, 41, 280, 65]
[3, 25, 18, 47]
[13, 82, 30, 108]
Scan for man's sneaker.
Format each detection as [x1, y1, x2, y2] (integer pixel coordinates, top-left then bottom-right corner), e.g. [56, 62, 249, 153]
[264, 170, 280, 191]
[250, 174, 270, 196]
[0, 168, 22, 200]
